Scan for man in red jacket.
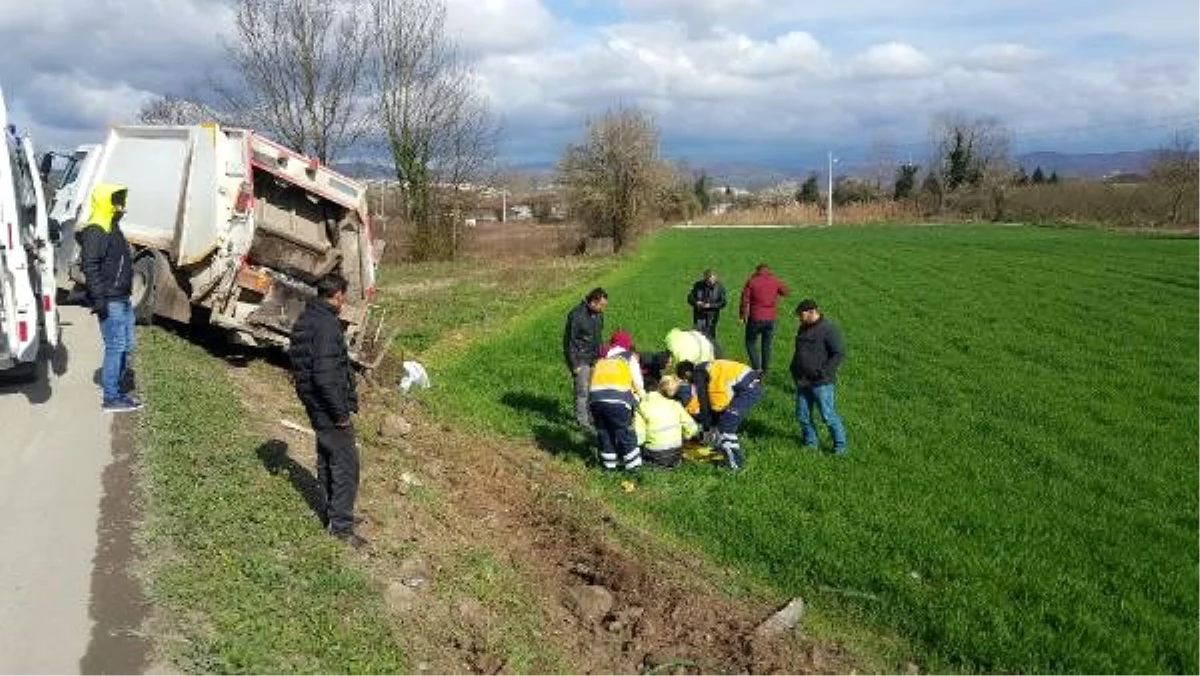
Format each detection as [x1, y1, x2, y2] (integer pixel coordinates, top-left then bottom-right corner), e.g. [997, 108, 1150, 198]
[738, 263, 789, 376]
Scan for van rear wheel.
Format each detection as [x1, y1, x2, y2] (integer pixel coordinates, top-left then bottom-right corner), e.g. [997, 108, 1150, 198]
[130, 254, 157, 325]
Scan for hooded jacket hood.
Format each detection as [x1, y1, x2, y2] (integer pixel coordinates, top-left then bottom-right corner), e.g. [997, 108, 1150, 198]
[86, 183, 128, 233]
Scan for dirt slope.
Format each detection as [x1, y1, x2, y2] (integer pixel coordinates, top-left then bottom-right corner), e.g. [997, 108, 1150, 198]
[227, 356, 857, 675]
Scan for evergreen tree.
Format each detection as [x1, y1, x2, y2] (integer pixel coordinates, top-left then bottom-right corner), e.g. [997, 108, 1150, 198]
[1031, 166, 1046, 184]
[797, 173, 820, 203]
[693, 172, 712, 212]
[894, 163, 920, 200]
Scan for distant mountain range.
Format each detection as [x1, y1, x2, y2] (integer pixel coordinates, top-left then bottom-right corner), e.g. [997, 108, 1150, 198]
[334, 149, 1166, 189]
[1014, 150, 1158, 179]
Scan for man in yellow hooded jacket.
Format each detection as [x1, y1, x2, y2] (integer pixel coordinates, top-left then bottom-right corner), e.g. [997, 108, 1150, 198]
[77, 184, 141, 412]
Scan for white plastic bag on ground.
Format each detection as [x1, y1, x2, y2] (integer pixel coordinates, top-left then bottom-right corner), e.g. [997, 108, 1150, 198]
[398, 360, 431, 392]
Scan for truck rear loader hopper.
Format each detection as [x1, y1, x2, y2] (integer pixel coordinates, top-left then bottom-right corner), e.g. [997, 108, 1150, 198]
[55, 124, 388, 368]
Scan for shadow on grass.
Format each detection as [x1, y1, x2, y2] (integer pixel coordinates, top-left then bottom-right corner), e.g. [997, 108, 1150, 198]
[501, 390, 596, 463]
[499, 390, 564, 418]
[152, 311, 292, 371]
[531, 423, 595, 464]
[741, 417, 790, 439]
[255, 439, 326, 527]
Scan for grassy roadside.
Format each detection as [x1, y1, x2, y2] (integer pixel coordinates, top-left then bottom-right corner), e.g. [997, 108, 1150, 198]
[136, 327, 408, 673]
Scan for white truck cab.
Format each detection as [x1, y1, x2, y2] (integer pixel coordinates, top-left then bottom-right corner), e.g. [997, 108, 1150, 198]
[42, 143, 101, 288]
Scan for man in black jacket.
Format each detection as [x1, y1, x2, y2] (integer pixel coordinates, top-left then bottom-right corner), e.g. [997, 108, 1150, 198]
[289, 274, 365, 547]
[687, 269, 726, 340]
[562, 287, 607, 430]
[789, 299, 847, 455]
[77, 184, 141, 412]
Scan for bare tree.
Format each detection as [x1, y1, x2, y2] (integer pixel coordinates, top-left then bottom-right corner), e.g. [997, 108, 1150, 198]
[928, 111, 1012, 192]
[1149, 129, 1200, 226]
[867, 133, 897, 191]
[220, 0, 370, 163]
[557, 106, 669, 251]
[137, 94, 222, 125]
[368, 0, 498, 260]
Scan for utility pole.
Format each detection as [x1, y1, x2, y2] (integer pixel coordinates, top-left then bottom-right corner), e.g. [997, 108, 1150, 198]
[501, 189, 507, 223]
[826, 151, 834, 227]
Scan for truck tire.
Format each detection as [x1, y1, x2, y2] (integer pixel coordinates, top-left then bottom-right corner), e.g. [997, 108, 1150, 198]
[130, 254, 157, 325]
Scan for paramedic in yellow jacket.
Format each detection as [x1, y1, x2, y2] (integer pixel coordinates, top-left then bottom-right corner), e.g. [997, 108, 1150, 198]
[634, 376, 699, 469]
[588, 331, 644, 471]
[662, 327, 718, 416]
[674, 359, 764, 471]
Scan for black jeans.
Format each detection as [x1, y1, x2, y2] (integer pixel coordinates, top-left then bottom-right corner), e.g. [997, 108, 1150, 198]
[315, 425, 360, 534]
[744, 319, 776, 373]
[693, 313, 720, 339]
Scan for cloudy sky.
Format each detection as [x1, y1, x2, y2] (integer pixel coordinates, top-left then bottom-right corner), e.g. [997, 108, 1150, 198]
[1, 0, 1196, 171]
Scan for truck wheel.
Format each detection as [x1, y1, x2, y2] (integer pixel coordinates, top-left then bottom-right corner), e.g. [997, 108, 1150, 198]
[130, 254, 157, 325]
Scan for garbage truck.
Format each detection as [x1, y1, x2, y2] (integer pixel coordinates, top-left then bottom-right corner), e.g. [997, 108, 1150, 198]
[0, 88, 59, 379]
[46, 123, 382, 363]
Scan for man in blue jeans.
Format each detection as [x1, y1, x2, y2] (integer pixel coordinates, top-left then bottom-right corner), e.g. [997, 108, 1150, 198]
[78, 184, 141, 413]
[788, 299, 846, 455]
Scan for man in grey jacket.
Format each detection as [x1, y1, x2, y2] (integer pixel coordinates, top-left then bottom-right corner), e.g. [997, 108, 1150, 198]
[562, 287, 607, 430]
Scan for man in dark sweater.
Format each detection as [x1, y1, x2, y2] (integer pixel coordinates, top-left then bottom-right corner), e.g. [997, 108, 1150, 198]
[77, 184, 140, 412]
[789, 299, 847, 455]
[687, 269, 726, 339]
[562, 287, 607, 430]
[289, 273, 365, 547]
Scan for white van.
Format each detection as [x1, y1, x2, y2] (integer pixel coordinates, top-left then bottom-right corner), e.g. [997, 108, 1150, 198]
[0, 87, 59, 379]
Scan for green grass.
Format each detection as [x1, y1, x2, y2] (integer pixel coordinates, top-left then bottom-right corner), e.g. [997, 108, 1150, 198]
[137, 329, 408, 674]
[373, 258, 617, 358]
[420, 225, 1199, 673]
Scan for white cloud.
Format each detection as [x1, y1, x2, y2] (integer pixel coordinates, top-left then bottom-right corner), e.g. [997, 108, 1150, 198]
[848, 42, 932, 79]
[962, 43, 1044, 72]
[1, 0, 1196, 165]
[615, 0, 769, 37]
[445, 0, 560, 55]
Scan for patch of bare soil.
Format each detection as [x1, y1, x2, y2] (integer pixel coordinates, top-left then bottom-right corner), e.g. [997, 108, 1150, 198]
[227, 364, 858, 674]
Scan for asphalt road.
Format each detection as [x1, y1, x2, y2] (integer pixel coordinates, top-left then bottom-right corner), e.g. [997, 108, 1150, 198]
[0, 304, 147, 674]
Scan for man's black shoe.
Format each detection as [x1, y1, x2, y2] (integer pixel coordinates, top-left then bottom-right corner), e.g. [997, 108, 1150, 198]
[331, 530, 369, 549]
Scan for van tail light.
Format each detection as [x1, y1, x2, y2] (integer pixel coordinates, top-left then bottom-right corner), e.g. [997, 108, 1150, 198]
[18, 321, 28, 343]
[43, 294, 52, 312]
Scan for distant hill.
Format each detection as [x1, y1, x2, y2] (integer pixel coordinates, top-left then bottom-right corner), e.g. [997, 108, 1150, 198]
[1015, 150, 1158, 179]
[332, 160, 393, 180]
[333, 148, 1172, 186]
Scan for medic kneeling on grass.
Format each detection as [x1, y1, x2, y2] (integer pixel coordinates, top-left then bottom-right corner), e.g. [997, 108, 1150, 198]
[674, 358, 764, 472]
[634, 375, 700, 469]
[588, 330, 645, 472]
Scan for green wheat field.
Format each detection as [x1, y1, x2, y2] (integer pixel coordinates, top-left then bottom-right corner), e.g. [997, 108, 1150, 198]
[424, 225, 1198, 673]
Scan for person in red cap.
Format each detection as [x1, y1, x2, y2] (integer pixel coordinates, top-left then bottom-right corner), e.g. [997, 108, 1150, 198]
[587, 329, 645, 471]
[738, 262, 790, 376]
